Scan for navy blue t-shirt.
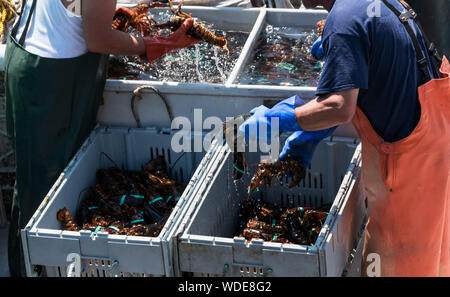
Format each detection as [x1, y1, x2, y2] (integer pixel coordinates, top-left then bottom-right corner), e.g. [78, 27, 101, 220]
[316, 0, 436, 142]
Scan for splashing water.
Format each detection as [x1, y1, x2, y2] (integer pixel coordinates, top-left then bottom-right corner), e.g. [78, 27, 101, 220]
[238, 25, 324, 87]
[107, 10, 248, 83]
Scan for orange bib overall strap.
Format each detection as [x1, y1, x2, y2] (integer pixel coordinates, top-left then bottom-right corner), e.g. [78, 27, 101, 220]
[351, 0, 450, 277]
[353, 57, 450, 276]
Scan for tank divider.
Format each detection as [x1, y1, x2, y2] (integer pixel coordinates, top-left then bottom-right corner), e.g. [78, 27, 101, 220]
[226, 8, 267, 85]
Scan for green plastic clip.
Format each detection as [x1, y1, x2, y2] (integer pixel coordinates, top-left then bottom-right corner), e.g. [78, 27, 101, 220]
[233, 164, 246, 174]
[277, 62, 295, 71]
[130, 219, 144, 224]
[120, 195, 127, 206]
[93, 226, 102, 235]
[223, 264, 229, 275]
[109, 226, 120, 232]
[149, 197, 163, 205]
[130, 195, 144, 199]
[263, 268, 273, 277]
[247, 187, 259, 195]
[314, 62, 323, 69]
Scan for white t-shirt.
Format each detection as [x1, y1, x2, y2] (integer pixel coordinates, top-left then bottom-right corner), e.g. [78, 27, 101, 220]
[15, 0, 88, 59]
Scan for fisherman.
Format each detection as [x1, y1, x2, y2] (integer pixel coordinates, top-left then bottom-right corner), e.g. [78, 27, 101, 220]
[5, 0, 199, 277]
[239, 0, 449, 276]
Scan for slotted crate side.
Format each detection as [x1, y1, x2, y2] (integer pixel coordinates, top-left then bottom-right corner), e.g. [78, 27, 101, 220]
[319, 144, 367, 276]
[45, 256, 157, 277]
[124, 130, 203, 185]
[24, 127, 208, 276]
[177, 137, 359, 276]
[164, 138, 230, 276]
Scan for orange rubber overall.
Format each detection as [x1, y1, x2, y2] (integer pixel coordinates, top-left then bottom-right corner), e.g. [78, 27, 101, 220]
[353, 57, 450, 276]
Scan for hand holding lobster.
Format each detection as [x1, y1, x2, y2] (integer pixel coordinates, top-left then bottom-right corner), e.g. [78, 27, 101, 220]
[112, 0, 227, 62]
[143, 17, 201, 62]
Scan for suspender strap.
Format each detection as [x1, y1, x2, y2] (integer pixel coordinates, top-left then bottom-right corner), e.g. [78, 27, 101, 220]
[10, 0, 25, 38]
[414, 21, 443, 79]
[11, 0, 37, 46]
[381, 0, 431, 82]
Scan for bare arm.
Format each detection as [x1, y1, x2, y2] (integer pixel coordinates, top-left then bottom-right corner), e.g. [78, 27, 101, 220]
[295, 89, 359, 131]
[81, 0, 146, 55]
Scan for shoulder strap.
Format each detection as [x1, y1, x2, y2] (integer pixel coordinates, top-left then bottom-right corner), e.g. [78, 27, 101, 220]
[11, 0, 37, 46]
[381, 0, 432, 82]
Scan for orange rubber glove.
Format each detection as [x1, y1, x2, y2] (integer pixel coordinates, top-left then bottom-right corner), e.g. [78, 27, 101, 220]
[143, 18, 201, 62]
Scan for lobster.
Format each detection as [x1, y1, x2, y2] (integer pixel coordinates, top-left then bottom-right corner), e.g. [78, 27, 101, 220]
[127, 223, 161, 237]
[237, 199, 329, 246]
[112, 1, 167, 36]
[222, 113, 306, 194]
[58, 155, 184, 237]
[92, 184, 123, 216]
[143, 155, 169, 178]
[57, 207, 80, 231]
[153, 0, 228, 50]
[112, 1, 228, 50]
[221, 114, 252, 180]
[317, 19, 326, 37]
[247, 219, 283, 234]
[247, 157, 306, 195]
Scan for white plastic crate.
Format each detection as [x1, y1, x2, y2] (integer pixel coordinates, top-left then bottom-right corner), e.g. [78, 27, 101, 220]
[21, 126, 218, 277]
[174, 137, 367, 277]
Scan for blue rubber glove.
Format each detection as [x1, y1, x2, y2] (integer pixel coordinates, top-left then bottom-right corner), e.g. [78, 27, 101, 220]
[238, 95, 305, 143]
[279, 126, 337, 168]
[310, 36, 324, 60]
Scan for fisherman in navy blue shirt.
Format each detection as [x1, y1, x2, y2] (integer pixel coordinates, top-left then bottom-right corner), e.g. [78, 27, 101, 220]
[239, 0, 449, 276]
[311, 0, 437, 142]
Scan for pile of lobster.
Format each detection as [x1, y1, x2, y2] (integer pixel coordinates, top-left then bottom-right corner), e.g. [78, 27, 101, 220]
[247, 158, 306, 192]
[237, 199, 330, 246]
[112, 0, 227, 50]
[56, 155, 185, 237]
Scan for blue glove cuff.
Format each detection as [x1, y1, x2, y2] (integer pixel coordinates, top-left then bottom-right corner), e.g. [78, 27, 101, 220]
[311, 36, 324, 60]
[265, 95, 305, 133]
[279, 126, 337, 168]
